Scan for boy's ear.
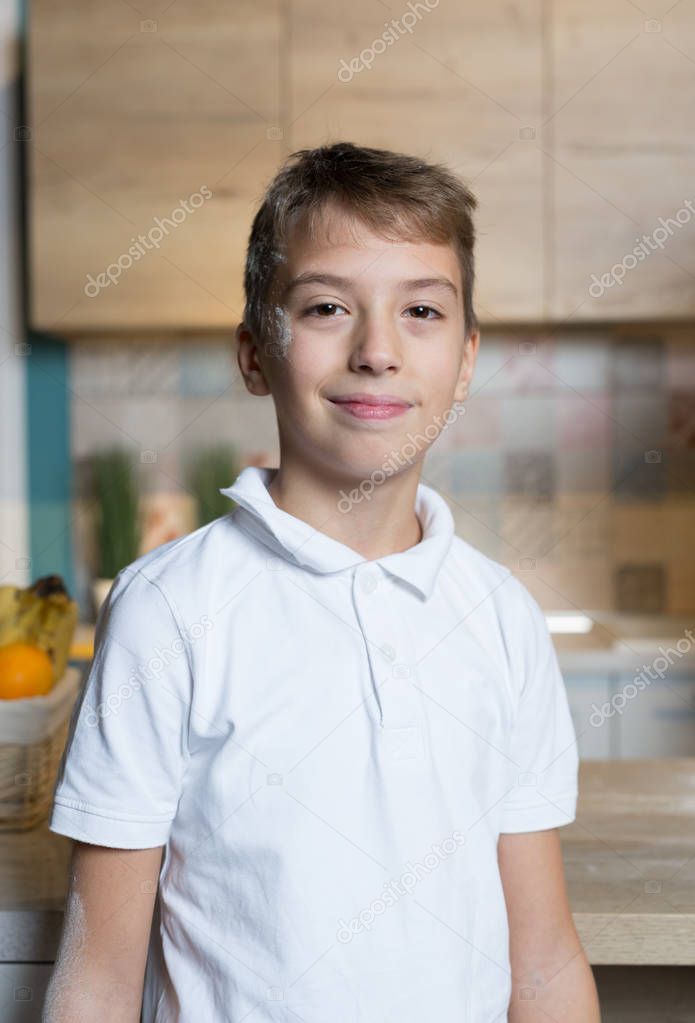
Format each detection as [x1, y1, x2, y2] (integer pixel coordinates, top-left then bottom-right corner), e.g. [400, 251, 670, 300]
[453, 327, 480, 403]
[236, 321, 272, 397]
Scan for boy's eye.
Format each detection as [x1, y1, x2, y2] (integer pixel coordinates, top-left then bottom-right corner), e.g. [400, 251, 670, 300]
[405, 305, 441, 319]
[303, 303, 442, 319]
[305, 302, 347, 317]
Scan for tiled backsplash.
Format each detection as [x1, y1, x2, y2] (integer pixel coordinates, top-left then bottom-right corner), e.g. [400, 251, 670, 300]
[69, 328, 695, 619]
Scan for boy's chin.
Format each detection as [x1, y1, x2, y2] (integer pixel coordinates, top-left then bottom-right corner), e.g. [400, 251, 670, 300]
[328, 449, 424, 492]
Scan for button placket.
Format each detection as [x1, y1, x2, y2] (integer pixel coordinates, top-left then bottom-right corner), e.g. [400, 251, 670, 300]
[352, 565, 423, 733]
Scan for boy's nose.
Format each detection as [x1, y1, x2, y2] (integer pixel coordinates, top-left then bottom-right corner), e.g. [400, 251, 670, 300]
[348, 314, 403, 374]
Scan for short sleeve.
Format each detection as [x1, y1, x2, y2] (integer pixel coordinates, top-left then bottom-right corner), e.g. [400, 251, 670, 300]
[498, 581, 579, 833]
[48, 566, 192, 849]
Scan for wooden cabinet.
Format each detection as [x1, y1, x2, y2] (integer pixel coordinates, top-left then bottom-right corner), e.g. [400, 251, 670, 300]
[549, 1, 695, 320]
[27, 0, 284, 331]
[288, 0, 546, 323]
[26, 0, 695, 332]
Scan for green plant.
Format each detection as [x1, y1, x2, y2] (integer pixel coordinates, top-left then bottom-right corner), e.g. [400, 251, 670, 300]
[186, 443, 239, 527]
[90, 448, 141, 579]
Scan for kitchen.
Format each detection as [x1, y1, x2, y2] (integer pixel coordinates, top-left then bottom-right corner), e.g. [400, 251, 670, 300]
[1, 0, 695, 1019]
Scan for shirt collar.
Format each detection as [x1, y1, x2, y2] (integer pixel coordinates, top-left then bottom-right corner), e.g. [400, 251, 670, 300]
[219, 466, 454, 601]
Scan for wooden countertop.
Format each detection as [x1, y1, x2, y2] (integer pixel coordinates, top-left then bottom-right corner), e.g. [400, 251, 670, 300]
[1, 759, 693, 964]
[563, 758, 695, 965]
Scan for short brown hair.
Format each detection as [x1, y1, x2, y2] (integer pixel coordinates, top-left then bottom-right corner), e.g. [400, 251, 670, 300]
[242, 141, 478, 348]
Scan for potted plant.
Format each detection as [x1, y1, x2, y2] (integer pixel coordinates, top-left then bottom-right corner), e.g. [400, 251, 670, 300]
[89, 448, 141, 613]
[185, 443, 240, 527]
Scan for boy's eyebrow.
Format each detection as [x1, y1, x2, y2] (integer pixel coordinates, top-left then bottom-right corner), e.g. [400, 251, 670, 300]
[282, 272, 459, 299]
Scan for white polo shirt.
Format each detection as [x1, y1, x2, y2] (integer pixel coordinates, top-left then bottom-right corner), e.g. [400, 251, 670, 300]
[49, 465, 579, 1023]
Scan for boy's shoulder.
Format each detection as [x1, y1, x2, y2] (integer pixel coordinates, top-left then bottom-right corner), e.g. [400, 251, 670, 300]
[446, 530, 549, 658]
[105, 507, 258, 618]
[446, 532, 557, 700]
[448, 530, 532, 611]
[449, 531, 512, 585]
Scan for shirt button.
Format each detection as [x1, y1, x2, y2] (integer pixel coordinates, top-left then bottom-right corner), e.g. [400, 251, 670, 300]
[380, 643, 396, 662]
[359, 569, 379, 593]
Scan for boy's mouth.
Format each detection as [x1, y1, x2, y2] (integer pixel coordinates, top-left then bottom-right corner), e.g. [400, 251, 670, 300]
[327, 392, 414, 421]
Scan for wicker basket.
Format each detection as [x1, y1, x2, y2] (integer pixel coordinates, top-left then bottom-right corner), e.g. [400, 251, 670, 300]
[0, 666, 83, 832]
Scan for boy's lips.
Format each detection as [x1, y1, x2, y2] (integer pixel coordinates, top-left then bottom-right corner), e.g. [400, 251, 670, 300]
[327, 392, 414, 420]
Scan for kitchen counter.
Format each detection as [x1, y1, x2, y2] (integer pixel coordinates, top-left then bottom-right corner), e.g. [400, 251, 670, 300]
[0, 759, 693, 964]
[563, 758, 695, 965]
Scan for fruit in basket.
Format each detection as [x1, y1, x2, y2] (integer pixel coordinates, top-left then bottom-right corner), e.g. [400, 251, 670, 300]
[0, 642, 54, 699]
[0, 574, 78, 686]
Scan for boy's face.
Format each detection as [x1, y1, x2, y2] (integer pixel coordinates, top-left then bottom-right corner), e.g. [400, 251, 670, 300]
[237, 201, 480, 485]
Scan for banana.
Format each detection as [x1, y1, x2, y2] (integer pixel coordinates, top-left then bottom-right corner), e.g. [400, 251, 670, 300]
[0, 575, 78, 686]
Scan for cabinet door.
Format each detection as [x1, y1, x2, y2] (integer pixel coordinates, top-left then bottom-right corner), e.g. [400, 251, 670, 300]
[28, 0, 283, 332]
[549, 0, 695, 320]
[0, 964, 54, 1023]
[289, 0, 546, 322]
[615, 673, 695, 758]
[563, 672, 616, 759]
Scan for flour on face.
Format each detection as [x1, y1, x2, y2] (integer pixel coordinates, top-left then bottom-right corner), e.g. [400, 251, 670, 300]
[272, 304, 293, 356]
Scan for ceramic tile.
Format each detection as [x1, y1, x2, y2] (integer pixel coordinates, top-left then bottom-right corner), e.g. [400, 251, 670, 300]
[551, 495, 612, 560]
[450, 499, 503, 561]
[470, 338, 516, 396]
[611, 336, 664, 390]
[552, 335, 611, 390]
[71, 396, 140, 457]
[500, 395, 557, 449]
[556, 449, 611, 492]
[666, 558, 695, 614]
[70, 339, 134, 397]
[499, 337, 557, 392]
[665, 451, 695, 494]
[447, 395, 501, 446]
[122, 397, 182, 453]
[126, 344, 181, 395]
[613, 393, 667, 449]
[176, 397, 243, 452]
[665, 337, 695, 390]
[612, 449, 666, 501]
[450, 450, 505, 497]
[506, 558, 613, 612]
[505, 450, 555, 499]
[664, 500, 695, 559]
[614, 563, 666, 613]
[667, 392, 695, 448]
[498, 498, 555, 558]
[613, 503, 668, 561]
[180, 342, 237, 396]
[421, 448, 451, 491]
[557, 391, 612, 448]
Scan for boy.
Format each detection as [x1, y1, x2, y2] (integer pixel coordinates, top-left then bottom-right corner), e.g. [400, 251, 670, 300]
[44, 142, 600, 1022]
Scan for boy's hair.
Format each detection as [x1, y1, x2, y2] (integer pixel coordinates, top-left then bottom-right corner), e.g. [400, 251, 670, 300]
[242, 141, 479, 350]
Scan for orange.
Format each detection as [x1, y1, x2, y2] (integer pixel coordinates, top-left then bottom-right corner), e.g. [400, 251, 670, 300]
[0, 642, 54, 699]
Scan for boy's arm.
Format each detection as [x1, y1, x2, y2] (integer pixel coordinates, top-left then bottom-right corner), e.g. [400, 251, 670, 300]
[498, 829, 601, 1022]
[42, 840, 164, 1023]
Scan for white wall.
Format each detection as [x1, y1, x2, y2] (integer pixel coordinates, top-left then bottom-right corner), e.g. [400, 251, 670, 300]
[0, 0, 28, 584]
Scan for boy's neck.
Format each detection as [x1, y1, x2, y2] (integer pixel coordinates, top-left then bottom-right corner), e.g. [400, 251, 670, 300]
[266, 458, 424, 562]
